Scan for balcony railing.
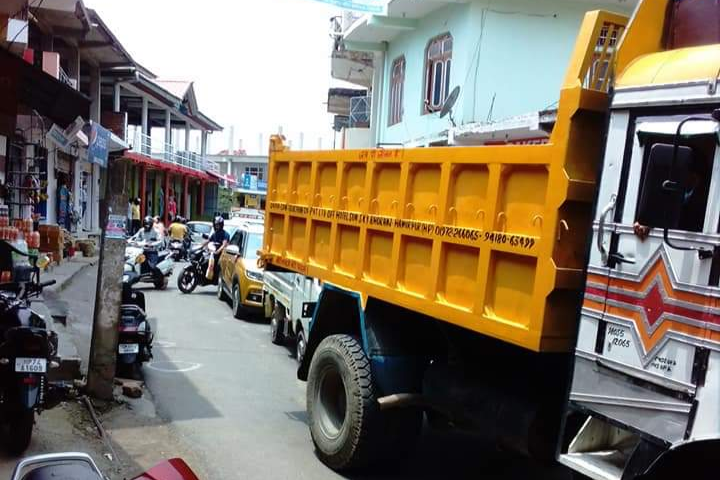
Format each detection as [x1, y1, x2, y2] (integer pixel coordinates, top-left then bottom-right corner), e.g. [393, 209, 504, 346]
[127, 130, 220, 175]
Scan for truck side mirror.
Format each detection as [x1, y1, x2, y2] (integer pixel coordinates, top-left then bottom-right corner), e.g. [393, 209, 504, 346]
[636, 143, 693, 230]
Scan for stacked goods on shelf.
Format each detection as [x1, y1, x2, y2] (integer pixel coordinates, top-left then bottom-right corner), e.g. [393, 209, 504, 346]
[39, 225, 63, 265]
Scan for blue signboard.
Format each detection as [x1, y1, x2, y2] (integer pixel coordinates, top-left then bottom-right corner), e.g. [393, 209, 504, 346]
[312, 0, 387, 14]
[88, 121, 111, 168]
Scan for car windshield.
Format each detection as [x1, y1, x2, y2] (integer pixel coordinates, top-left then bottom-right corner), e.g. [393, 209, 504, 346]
[192, 224, 211, 234]
[243, 233, 263, 260]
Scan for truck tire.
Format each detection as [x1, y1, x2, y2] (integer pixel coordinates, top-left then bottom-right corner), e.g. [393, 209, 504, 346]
[270, 305, 285, 345]
[295, 327, 307, 365]
[307, 334, 380, 470]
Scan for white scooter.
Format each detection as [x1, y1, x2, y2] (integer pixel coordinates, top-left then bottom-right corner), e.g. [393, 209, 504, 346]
[125, 238, 173, 290]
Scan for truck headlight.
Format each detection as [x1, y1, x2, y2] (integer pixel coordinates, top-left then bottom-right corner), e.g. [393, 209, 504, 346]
[246, 269, 263, 282]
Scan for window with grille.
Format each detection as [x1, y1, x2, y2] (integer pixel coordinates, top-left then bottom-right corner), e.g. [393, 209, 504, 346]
[389, 56, 405, 126]
[423, 33, 452, 114]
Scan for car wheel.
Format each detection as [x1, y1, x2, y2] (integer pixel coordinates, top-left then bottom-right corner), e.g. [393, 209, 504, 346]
[217, 277, 229, 302]
[232, 283, 243, 320]
[270, 304, 286, 345]
[296, 327, 307, 365]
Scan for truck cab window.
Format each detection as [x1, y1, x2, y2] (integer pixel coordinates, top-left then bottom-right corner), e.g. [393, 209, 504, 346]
[635, 132, 715, 233]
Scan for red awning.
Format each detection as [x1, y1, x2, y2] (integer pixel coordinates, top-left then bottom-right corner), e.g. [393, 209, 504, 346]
[124, 152, 216, 181]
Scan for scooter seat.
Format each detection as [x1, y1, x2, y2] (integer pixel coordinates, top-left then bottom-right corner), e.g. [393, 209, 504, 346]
[120, 304, 146, 318]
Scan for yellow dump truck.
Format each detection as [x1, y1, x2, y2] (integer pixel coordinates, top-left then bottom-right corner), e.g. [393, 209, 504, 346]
[262, 1, 720, 477]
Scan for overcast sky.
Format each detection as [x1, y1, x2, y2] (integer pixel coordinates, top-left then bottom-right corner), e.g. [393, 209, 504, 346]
[90, 0, 343, 155]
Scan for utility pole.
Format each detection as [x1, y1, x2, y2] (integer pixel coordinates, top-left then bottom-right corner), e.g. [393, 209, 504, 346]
[86, 156, 128, 400]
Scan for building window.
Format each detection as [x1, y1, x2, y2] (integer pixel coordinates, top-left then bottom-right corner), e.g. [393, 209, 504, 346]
[244, 166, 265, 181]
[389, 56, 405, 126]
[423, 33, 452, 114]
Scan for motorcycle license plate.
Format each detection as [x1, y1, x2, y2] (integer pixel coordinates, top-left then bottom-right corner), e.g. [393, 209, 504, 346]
[118, 343, 140, 354]
[15, 357, 47, 373]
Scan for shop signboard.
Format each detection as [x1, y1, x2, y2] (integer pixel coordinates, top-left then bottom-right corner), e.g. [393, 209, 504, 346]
[47, 124, 70, 152]
[88, 121, 110, 168]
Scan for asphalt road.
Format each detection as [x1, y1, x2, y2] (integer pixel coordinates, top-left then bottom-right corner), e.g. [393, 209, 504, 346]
[135, 267, 572, 480]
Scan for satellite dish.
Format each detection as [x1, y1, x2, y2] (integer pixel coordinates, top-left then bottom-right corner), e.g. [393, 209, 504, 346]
[440, 86, 460, 127]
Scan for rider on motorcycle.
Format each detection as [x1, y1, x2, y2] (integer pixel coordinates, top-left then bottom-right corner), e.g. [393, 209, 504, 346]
[168, 216, 189, 241]
[202, 216, 229, 279]
[130, 216, 162, 267]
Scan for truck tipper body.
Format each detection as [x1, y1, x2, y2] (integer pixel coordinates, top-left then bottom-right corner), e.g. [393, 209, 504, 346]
[261, 1, 720, 477]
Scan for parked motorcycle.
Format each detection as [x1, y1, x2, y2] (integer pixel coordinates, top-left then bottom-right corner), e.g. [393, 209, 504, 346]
[125, 239, 173, 290]
[176, 243, 218, 294]
[11, 452, 201, 480]
[0, 277, 63, 454]
[117, 270, 153, 379]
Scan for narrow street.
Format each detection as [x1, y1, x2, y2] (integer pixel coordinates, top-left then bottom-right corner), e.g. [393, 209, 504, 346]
[121, 268, 572, 480]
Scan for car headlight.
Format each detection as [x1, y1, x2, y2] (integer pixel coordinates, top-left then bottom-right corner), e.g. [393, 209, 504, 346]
[245, 269, 263, 282]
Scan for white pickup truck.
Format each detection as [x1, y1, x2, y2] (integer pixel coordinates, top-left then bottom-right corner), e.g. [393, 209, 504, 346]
[263, 272, 320, 364]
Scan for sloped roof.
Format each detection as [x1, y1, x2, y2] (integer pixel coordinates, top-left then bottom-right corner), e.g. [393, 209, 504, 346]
[155, 80, 191, 99]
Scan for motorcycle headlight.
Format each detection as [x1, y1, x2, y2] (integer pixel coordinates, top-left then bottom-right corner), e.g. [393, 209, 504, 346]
[245, 269, 263, 282]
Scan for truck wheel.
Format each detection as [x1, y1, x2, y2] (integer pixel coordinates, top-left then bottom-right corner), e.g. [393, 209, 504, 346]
[270, 305, 285, 345]
[307, 334, 379, 470]
[296, 327, 307, 365]
[6, 410, 34, 455]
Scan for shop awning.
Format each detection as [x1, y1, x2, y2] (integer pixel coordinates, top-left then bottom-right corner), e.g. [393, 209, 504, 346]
[124, 151, 215, 181]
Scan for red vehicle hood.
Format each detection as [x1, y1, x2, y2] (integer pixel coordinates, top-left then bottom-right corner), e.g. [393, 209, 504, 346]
[132, 458, 200, 480]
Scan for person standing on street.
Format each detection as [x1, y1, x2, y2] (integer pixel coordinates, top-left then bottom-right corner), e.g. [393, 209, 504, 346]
[79, 179, 88, 230]
[131, 198, 141, 235]
[168, 193, 177, 223]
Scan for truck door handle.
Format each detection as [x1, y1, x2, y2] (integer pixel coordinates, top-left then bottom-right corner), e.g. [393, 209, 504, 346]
[597, 194, 617, 266]
[609, 252, 635, 265]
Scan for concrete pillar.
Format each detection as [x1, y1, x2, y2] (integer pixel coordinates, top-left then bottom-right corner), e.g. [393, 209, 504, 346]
[46, 151, 57, 224]
[226, 159, 232, 176]
[87, 157, 129, 400]
[113, 83, 121, 112]
[183, 176, 189, 218]
[92, 164, 100, 230]
[201, 131, 208, 156]
[164, 110, 171, 146]
[89, 66, 101, 122]
[140, 165, 147, 218]
[185, 123, 191, 152]
[369, 49, 385, 147]
[141, 97, 149, 144]
[164, 172, 170, 224]
[199, 181, 205, 216]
